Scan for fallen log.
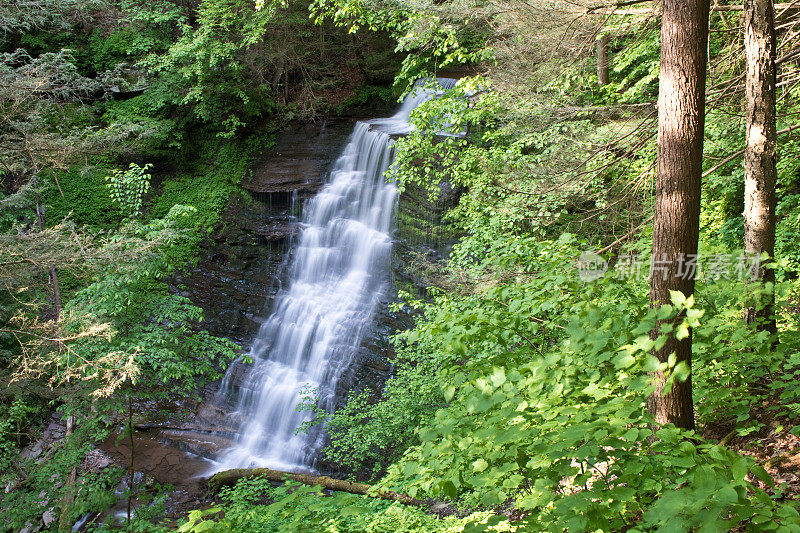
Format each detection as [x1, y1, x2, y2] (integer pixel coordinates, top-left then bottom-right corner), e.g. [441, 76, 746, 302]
[207, 468, 422, 507]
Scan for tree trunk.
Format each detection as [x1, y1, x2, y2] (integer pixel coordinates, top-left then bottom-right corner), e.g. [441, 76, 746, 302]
[49, 267, 62, 317]
[597, 34, 610, 86]
[743, 0, 778, 336]
[33, 175, 62, 317]
[647, 0, 710, 430]
[58, 416, 76, 532]
[207, 468, 422, 507]
[127, 393, 134, 526]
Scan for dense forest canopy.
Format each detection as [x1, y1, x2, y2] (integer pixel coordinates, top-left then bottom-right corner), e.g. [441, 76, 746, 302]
[1, 0, 800, 530]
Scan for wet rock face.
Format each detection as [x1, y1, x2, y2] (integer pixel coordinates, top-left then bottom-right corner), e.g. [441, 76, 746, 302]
[171, 222, 279, 346]
[243, 120, 356, 197]
[175, 119, 358, 347]
[332, 304, 413, 409]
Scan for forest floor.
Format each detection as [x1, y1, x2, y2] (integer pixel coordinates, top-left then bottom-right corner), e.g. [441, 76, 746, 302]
[704, 399, 800, 502]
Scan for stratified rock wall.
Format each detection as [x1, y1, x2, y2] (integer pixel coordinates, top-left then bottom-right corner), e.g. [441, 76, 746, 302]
[175, 119, 355, 345]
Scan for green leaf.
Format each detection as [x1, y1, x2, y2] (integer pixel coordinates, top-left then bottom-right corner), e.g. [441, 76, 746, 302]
[669, 290, 687, 308]
[490, 367, 506, 388]
[750, 464, 774, 486]
[473, 458, 489, 472]
[444, 385, 456, 402]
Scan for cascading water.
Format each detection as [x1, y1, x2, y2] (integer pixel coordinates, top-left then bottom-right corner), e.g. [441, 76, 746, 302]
[214, 78, 457, 472]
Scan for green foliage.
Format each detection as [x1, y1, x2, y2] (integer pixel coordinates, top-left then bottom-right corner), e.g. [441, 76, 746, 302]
[101, 92, 181, 152]
[0, 398, 42, 485]
[152, 174, 235, 233]
[178, 477, 468, 533]
[150, 135, 256, 234]
[319, 356, 444, 480]
[85, 0, 187, 73]
[309, 0, 493, 91]
[86, 27, 139, 72]
[43, 167, 123, 230]
[777, 193, 800, 275]
[701, 108, 747, 248]
[690, 258, 800, 433]
[388, 76, 648, 254]
[106, 162, 152, 219]
[607, 25, 660, 103]
[64, 209, 239, 399]
[337, 84, 395, 113]
[146, 0, 281, 137]
[1, 414, 124, 533]
[118, 0, 188, 52]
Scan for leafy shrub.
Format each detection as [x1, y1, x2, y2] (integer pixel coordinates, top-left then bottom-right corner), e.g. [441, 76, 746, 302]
[0, 398, 41, 485]
[337, 84, 396, 113]
[178, 477, 469, 533]
[381, 282, 800, 530]
[1, 416, 123, 532]
[101, 92, 181, 152]
[106, 162, 152, 219]
[86, 27, 139, 72]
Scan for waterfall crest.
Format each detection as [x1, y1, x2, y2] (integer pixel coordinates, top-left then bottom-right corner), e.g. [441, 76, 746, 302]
[214, 78, 456, 472]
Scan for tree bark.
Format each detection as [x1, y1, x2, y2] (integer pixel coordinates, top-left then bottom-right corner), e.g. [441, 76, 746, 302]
[58, 416, 76, 532]
[743, 0, 778, 335]
[597, 34, 610, 86]
[207, 468, 421, 507]
[33, 174, 62, 317]
[647, 0, 710, 430]
[127, 393, 134, 526]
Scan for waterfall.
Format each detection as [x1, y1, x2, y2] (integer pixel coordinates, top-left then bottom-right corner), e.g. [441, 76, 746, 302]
[214, 78, 457, 472]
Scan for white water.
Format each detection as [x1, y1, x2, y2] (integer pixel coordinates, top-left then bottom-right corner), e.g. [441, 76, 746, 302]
[214, 78, 456, 472]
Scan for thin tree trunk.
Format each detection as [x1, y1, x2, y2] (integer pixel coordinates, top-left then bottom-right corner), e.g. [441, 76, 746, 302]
[49, 267, 62, 317]
[597, 34, 610, 86]
[32, 174, 62, 317]
[127, 393, 134, 525]
[743, 0, 778, 335]
[58, 416, 77, 532]
[647, 0, 710, 430]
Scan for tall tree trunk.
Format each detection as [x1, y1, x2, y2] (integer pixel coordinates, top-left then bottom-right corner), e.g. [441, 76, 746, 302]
[127, 393, 135, 526]
[597, 34, 610, 86]
[743, 0, 778, 335]
[647, 0, 710, 430]
[33, 174, 62, 317]
[58, 416, 77, 532]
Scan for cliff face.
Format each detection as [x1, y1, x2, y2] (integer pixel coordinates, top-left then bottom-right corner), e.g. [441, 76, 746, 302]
[174, 119, 356, 345]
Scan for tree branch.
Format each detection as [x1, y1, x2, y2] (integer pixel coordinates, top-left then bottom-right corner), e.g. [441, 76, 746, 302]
[701, 124, 800, 178]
